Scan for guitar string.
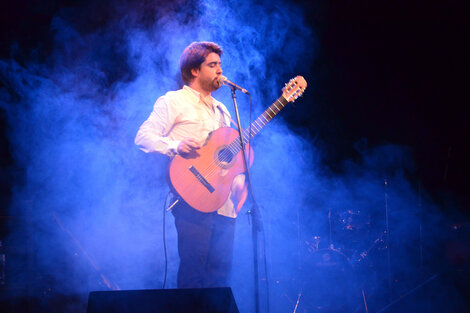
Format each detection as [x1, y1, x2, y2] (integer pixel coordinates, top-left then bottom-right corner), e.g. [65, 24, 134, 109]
[175, 118, 257, 208]
[190, 102, 261, 177]
[193, 96, 289, 183]
[184, 131, 248, 196]
[177, 93, 296, 209]
[175, 127, 251, 208]
[196, 115, 261, 180]
[195, 90, 295, 179]
[193, 101, 277, 186]
[183, 138, 250, 211]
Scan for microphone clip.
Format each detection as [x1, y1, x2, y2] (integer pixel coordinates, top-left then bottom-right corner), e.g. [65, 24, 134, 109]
[219, 75, 250, 95]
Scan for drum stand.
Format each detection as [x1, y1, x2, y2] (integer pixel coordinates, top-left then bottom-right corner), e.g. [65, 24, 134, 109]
[352, 179, 393, 312]
[384, 179, 393, 294]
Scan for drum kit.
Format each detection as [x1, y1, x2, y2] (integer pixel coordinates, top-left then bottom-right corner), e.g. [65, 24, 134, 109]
[296, 208, 390, 312]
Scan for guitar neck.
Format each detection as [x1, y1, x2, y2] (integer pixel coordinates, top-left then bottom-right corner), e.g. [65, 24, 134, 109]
[229, 95, 289, 153]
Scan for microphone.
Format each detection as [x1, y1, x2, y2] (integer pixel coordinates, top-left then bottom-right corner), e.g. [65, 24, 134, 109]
[219, 75, 250, 94]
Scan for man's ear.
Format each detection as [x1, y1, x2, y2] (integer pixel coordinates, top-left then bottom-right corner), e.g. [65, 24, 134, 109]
[191, 67, 200, 79]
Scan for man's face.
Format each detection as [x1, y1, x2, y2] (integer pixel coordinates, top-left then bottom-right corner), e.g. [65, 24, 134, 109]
[191, 52, 223, 93]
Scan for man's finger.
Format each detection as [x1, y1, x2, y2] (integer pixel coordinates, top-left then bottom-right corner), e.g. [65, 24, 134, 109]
[186, 139, 201, 149]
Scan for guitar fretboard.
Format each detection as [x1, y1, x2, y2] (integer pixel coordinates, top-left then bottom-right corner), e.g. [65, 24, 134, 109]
[228, 95, 289, 155]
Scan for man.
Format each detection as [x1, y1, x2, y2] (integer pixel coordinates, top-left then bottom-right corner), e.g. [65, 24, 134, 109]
[135, 41, 247, 288]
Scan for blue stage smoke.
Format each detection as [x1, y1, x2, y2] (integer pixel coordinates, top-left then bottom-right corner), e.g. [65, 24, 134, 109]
[0, 0, 459, 312]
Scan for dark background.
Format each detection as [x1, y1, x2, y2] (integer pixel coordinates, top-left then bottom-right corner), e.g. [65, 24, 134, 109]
[0, 0, 469, 312]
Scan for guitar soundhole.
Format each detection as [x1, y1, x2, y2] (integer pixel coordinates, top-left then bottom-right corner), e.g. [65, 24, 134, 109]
[214, 146, 236, 169]
[218, 148, 234, 164]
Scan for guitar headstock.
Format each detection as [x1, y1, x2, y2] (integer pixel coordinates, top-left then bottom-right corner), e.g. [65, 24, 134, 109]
[282, 76, 307, 102]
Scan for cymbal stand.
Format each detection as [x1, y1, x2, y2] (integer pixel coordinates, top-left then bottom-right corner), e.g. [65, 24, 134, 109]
[384, 179, 393, 293]
[328, 207, 333, 249]
[354, 230, 387, 264]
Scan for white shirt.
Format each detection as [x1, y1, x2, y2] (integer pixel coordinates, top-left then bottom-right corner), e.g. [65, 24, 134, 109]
[135, 85, 242, 218]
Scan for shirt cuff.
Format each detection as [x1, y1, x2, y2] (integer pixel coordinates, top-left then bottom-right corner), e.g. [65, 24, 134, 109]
[167, 140, 181, 156]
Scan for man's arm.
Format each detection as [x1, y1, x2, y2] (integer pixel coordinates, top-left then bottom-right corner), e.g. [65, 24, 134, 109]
[135, 97, 181, 156]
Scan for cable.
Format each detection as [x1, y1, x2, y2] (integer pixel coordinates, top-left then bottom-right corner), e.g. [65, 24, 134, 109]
[162, 191, 171, 289]
[261, 208, 270, 313]
[376, 274, 439, 313]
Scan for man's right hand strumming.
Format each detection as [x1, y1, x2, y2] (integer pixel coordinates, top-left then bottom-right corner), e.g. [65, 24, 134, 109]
[177, 138, 201, 157]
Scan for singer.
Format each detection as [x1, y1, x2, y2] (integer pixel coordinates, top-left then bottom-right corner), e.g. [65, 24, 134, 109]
[135, 41, 247, 288]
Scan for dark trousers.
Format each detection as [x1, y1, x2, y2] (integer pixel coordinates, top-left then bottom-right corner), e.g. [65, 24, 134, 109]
[172, 202, 236, 288]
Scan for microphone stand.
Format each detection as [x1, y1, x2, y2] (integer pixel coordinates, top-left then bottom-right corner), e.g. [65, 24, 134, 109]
[229, 87, 263, 313]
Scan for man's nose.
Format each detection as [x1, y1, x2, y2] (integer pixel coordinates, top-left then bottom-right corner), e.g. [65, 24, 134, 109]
[217, 66, 222, 75]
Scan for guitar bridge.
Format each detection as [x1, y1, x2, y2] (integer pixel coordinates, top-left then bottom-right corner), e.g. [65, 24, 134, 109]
[189, 166, 215, 193]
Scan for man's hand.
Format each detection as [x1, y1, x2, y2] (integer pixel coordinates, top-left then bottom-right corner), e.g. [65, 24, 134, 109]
[231, 174, 248, 213]
[177, 138, 201, 155]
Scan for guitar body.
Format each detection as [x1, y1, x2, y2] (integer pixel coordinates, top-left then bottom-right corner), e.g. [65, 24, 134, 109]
[168, 127, 254, 213]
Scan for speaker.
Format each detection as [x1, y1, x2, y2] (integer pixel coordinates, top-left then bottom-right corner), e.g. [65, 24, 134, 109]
[87, 287, 239, 313]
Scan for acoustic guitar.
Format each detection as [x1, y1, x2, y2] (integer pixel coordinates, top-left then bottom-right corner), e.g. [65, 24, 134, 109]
[168, 76, 307, 212]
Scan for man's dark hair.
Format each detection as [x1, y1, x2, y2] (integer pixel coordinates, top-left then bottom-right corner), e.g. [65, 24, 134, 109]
[179, 41, 223, 85]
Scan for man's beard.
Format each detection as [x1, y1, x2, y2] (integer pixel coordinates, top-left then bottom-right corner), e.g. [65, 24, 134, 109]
[204, 76, 221, 92]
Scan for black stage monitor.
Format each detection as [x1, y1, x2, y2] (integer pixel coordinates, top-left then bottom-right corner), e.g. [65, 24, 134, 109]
[87, 287, 239, 313]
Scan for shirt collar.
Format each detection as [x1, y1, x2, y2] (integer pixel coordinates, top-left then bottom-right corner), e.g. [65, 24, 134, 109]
[183, 85, 215, 108]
